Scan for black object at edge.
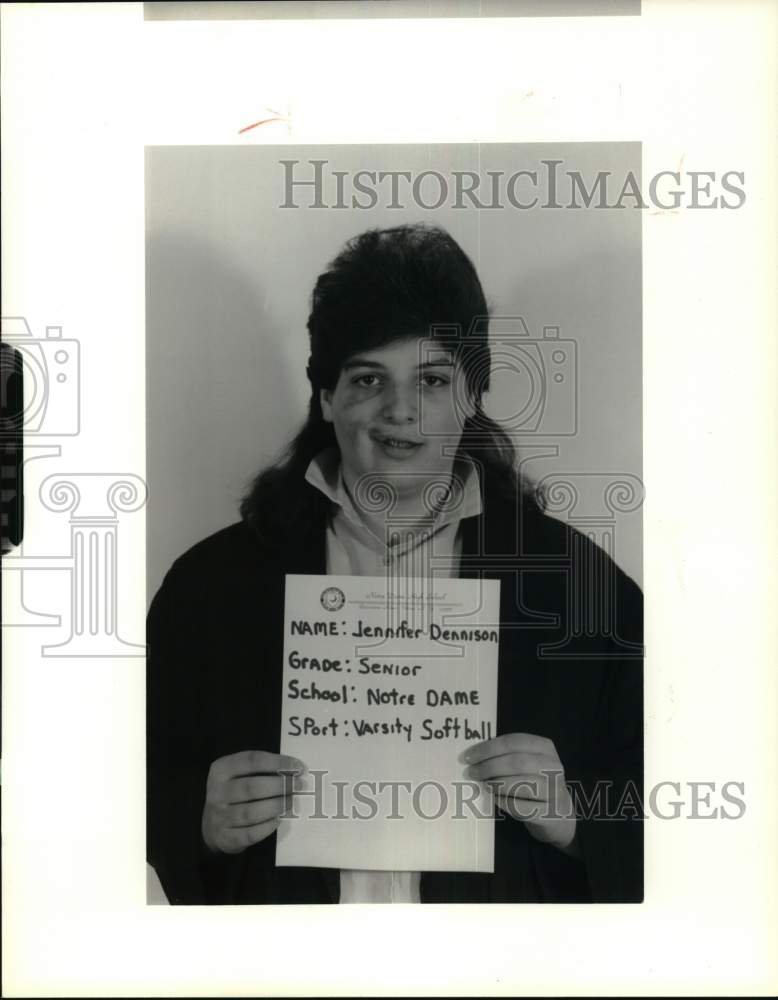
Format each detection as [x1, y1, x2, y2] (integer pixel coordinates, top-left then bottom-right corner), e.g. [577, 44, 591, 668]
[1, 342, 24, 553]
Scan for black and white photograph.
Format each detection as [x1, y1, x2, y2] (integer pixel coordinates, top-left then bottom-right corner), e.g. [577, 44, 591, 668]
[145, 143, 644, 905]
[2, 1, 776, 996]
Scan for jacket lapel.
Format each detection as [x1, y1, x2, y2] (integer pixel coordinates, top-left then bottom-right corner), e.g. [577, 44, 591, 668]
[281, 486, 329, 575]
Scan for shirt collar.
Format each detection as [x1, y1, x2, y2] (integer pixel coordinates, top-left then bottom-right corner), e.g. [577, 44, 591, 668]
[304, 446, 483, 528]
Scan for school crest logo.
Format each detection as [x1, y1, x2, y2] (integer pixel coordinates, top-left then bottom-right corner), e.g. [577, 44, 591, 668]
[320, 586, 345, 612]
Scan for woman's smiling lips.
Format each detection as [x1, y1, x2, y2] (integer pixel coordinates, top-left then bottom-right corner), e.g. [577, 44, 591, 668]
[370, 431, 424, 458]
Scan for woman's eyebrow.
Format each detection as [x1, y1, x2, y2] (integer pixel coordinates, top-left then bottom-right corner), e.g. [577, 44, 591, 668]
[342, 359, 386, 371]
[341, 357, 454, 370]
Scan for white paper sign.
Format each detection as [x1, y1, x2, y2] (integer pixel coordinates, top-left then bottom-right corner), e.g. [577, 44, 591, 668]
[276, 573, 500, 873]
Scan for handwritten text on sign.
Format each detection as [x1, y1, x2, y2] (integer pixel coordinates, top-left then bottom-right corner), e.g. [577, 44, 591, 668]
[276, 574, 500, 872]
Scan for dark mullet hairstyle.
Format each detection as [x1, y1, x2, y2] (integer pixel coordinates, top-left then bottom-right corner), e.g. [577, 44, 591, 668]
[240, 223, 543, 545]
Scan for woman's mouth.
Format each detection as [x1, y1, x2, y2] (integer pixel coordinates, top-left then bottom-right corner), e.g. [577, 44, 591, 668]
[373, 434, 424, 457]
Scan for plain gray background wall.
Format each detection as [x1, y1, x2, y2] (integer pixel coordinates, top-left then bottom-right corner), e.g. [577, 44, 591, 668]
[146, 143, 642, 603]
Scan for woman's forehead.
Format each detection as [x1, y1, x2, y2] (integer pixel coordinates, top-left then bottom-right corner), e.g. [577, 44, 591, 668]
[341, 336, 457, 368]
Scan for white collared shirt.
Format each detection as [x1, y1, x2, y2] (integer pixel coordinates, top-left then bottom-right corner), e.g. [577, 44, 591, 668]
[303, 447, 482, 903]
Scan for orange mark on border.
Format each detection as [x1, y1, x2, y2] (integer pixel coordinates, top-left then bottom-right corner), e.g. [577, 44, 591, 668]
[238, 107, 287, 135]
[238, 116, 284, 134]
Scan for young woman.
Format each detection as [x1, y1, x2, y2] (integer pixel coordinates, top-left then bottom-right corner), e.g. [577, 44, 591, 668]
[147, 223, 643, 904]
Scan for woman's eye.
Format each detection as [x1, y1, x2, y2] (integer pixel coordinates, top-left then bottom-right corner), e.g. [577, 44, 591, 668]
[421, 374, 449, 388]
[353, 373, 381, 388]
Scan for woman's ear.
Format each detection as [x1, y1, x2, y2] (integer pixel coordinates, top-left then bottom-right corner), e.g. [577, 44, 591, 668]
[320, 388, 333, 423]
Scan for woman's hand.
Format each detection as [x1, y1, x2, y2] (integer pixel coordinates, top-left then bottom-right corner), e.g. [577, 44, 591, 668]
[201, 750, 306, 855]
[464, 733, 580, 858]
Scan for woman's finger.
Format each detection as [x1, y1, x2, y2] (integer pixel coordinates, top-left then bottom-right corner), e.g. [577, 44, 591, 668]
[221, 816, 281, 853]
[486, 775, 550, 802]
[467, 752, 558, 781]
[494, 794, 545, 822]
[463, 733, 556, 765]
[212, 750, 306, 782]
[227, 796, 291, 828]
[226, 774, 299, 804]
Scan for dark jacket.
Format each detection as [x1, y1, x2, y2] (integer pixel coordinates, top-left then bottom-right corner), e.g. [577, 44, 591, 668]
[147, 477, 643, 904]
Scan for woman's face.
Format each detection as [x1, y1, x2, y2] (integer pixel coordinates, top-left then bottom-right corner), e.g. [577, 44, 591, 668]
[320, 337, 474, 501]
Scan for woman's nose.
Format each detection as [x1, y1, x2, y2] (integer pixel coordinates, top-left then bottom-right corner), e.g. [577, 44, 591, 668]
[381, 383, 418, 423]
